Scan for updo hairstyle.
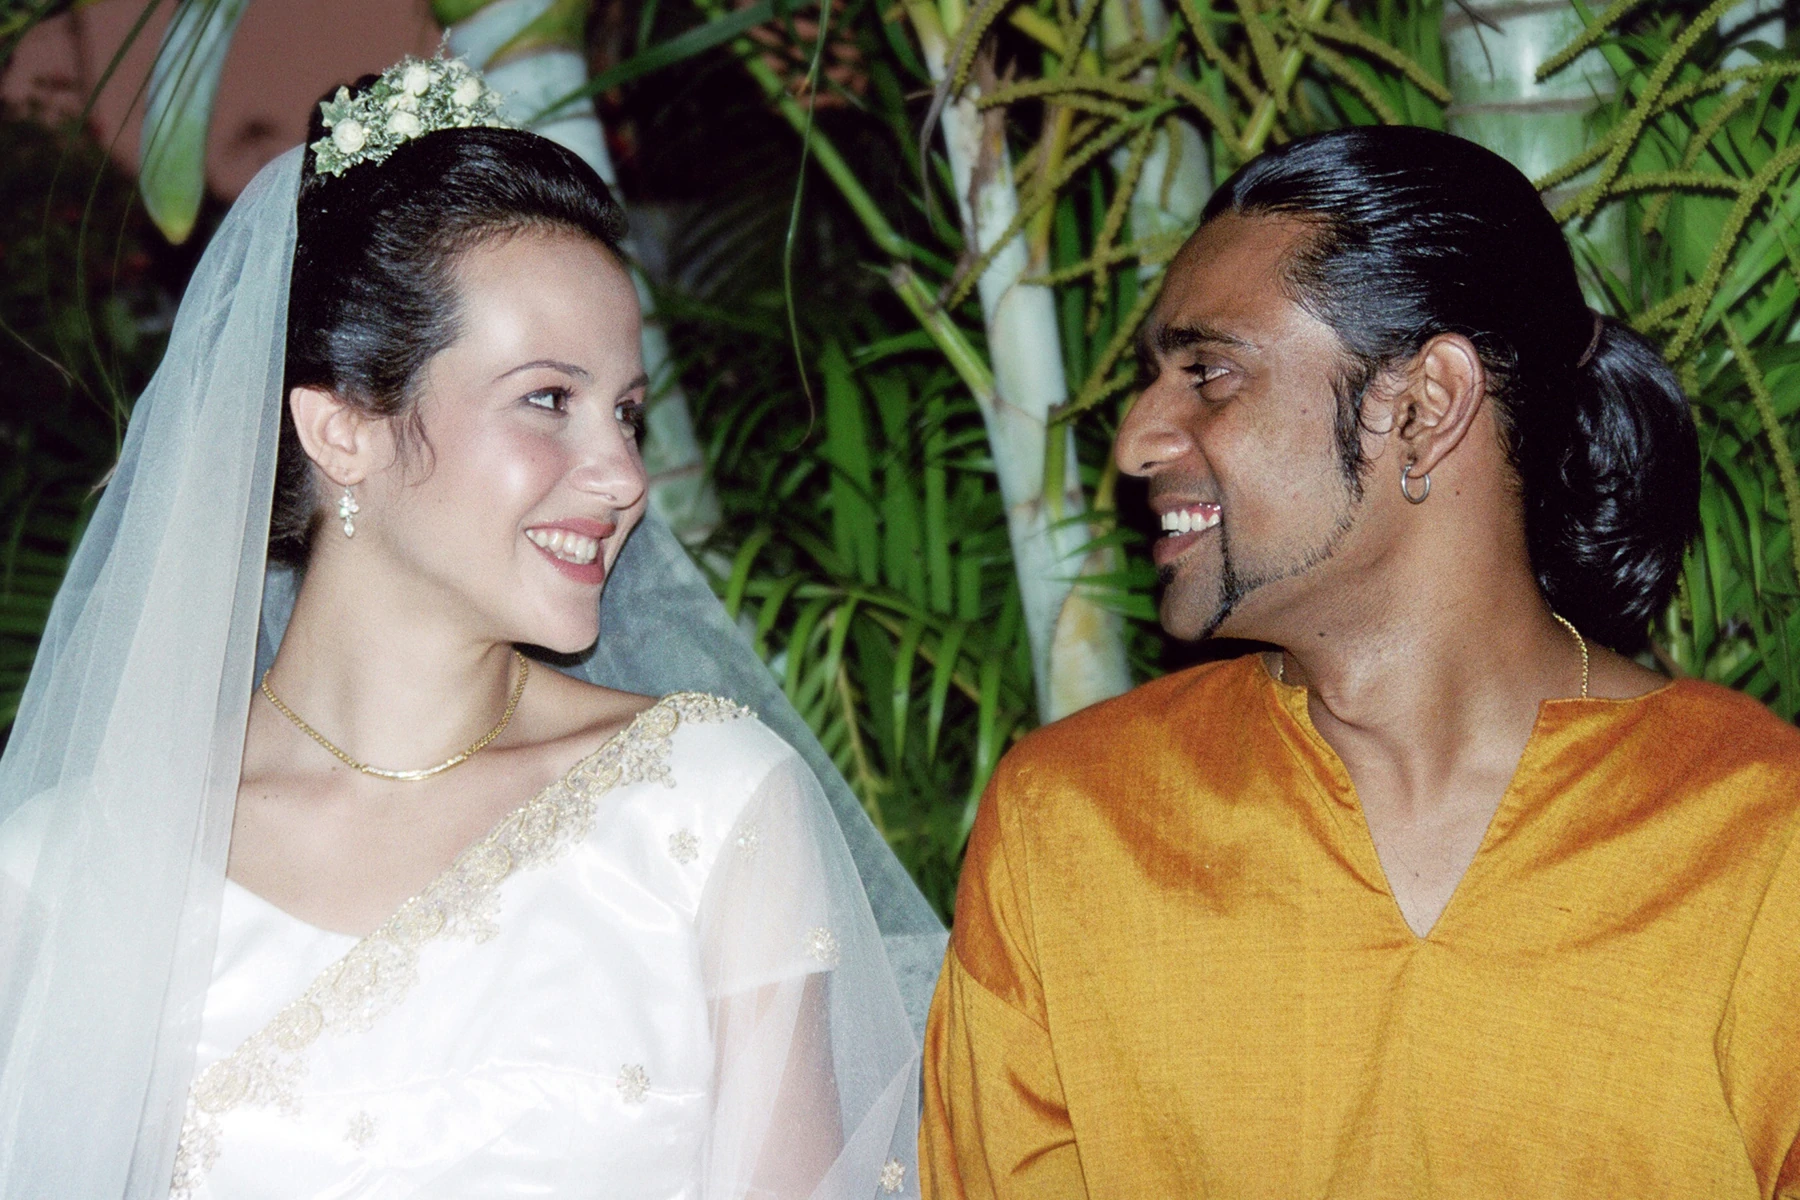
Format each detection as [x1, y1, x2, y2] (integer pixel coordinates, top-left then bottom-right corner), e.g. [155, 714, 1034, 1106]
[271, 77, 629, 566]
[1203, 126, 1699, 653]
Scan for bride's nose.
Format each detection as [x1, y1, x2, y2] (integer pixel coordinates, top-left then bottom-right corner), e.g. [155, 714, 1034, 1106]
[568, 424, 648, 508]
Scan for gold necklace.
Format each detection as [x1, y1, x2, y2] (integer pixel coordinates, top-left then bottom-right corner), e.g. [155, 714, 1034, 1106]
[1275, 616, 1588, 699]
[260, 651, 530, 781]
[1550, 611, 1590, 699]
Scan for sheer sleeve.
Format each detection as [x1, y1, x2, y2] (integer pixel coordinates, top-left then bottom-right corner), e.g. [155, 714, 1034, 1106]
[697, 745, 921, 1199]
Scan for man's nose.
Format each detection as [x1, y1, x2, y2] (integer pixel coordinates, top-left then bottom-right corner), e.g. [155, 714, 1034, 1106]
[1115, 379, 1196, 478]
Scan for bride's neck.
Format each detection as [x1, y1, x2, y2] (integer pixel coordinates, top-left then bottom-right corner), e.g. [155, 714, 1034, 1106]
[265, 547, 520, 769]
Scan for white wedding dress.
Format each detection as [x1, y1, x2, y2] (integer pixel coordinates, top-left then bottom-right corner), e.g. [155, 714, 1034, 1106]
[172, 694, 917, 1200]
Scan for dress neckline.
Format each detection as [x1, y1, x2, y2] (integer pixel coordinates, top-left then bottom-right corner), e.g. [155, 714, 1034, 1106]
[177, 691, 751, 1200]
[224, 692, 674, 940]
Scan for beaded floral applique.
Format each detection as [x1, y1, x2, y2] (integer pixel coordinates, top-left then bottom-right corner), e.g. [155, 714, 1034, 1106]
[804, 926, 841, 968]
[170, 692, 749, 1198]
[345, 1111, 377, 1149]
[616, 1063, 651, 1104]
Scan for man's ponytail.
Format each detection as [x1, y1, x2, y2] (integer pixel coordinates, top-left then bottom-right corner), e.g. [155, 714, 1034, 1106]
[1528, 317, 1699, 650]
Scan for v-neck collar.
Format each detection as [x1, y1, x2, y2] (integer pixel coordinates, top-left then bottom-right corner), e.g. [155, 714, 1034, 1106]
[1260, 659, 1681, 943]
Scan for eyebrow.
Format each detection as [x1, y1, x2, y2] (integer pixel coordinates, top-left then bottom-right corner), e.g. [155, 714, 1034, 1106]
[616, 372, 651, 399]
[1149, 321, 1255, 357]
[495, 359, 593, 383]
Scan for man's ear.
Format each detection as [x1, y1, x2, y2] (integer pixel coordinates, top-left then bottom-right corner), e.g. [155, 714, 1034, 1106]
[288, 387, 380, 487]
[1391, 333, 1486, 479]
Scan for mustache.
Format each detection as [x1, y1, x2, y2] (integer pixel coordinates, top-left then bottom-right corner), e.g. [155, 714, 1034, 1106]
[1146, 479, 1220, 508]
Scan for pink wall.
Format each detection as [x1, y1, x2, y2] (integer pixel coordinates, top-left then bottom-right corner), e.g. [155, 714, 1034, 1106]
[5, 0, 439, 200]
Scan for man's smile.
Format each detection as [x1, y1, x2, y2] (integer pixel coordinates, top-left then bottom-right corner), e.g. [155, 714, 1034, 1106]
[1153, 501, 1222, 566]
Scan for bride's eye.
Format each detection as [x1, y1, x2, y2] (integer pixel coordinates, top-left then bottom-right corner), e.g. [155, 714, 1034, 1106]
[616, 399, 646, 440]
[523, 387, 568, 413]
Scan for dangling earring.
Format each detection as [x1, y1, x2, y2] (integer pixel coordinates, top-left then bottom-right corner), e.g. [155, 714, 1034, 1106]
[1400, 461, 1431, 504]
[338, 486, 360, 537]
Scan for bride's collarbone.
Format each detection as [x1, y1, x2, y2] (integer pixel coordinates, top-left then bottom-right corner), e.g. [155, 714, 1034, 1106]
[230, 678, 658, 938]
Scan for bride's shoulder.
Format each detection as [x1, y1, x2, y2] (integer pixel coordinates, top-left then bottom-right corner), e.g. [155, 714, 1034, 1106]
[523, 665, 660, 744]
[527, 667, 787, 782]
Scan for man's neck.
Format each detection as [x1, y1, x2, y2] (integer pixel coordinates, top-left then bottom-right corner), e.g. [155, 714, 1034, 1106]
[1275, 549, 1577, 819]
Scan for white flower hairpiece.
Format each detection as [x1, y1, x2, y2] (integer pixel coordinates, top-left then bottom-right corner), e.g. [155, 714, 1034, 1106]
[311, 54, 513, 178]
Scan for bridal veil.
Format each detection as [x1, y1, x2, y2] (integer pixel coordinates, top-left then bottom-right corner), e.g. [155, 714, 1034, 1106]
[0, 147, 944, 1196]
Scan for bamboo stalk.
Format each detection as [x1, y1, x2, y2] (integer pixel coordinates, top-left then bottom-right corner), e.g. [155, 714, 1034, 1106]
[903, 0, 1133, 720]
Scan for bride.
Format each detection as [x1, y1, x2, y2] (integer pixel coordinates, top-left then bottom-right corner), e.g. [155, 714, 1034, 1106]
[0, 55, 940, 1199]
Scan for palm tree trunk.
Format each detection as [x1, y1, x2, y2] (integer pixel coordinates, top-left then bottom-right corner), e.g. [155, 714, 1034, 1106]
[904, 0, 1133, 722]
[1441, 0, 1624, 287]
[1102, 0, 1211, 263]
[439, 0, 722, 546]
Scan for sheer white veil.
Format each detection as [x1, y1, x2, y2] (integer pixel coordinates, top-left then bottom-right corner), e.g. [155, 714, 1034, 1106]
[0, 144, 944, 1196]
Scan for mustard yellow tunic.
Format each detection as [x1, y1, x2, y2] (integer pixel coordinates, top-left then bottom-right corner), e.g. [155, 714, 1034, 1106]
[922, 656, 1800, 1199]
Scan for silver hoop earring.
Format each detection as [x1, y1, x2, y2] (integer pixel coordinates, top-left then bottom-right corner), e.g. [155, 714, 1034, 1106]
[1400, 463, 1431, 504]
[338, 486, 360, 538]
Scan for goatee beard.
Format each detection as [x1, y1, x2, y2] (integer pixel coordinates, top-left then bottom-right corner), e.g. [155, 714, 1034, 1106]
[1165, 504, 1360, 642]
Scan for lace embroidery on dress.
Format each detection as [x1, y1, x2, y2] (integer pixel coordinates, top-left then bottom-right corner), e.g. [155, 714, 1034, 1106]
[170, 692, 749, 1199]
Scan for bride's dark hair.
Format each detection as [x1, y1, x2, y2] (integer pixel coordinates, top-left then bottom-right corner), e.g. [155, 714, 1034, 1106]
[271, 78, 628, 565]
[1204, 126, 1699, 652]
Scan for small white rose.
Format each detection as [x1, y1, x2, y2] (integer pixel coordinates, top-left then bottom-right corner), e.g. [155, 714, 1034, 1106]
[452, 77, 482, 108]
[331, 119, 367, 154]
[401, 62, 433, 96]
[387, 110, 423, 138]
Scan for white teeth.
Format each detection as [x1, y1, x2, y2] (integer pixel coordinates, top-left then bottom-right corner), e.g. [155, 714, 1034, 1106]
[527, 528, 601, 565]
[1160, 506, 1220, 534]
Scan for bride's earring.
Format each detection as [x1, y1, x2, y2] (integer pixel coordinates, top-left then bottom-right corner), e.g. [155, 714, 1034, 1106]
[338, 486, 360, 538]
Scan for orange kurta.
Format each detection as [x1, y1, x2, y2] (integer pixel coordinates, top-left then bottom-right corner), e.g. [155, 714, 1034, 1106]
[922, 656, 1800, 1199]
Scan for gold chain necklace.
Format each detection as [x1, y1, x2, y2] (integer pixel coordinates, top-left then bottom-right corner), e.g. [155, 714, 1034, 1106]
[260, 651, 530, 782]
[1550, 611, 1590, 699]
[1274, 614, 1588, 699]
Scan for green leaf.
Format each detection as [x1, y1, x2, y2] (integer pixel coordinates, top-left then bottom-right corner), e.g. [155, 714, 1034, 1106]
[525, 0, 813, 123]
[140, 0, 250, 244]
[926, 620, 968, 759]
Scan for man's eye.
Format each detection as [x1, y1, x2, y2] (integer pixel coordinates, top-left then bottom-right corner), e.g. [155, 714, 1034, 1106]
[524, 388, 568, 413]
[1185, 363, 1228, 387]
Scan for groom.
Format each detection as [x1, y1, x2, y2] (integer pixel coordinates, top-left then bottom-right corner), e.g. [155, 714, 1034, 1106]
[919, 128, 1800, 1197]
